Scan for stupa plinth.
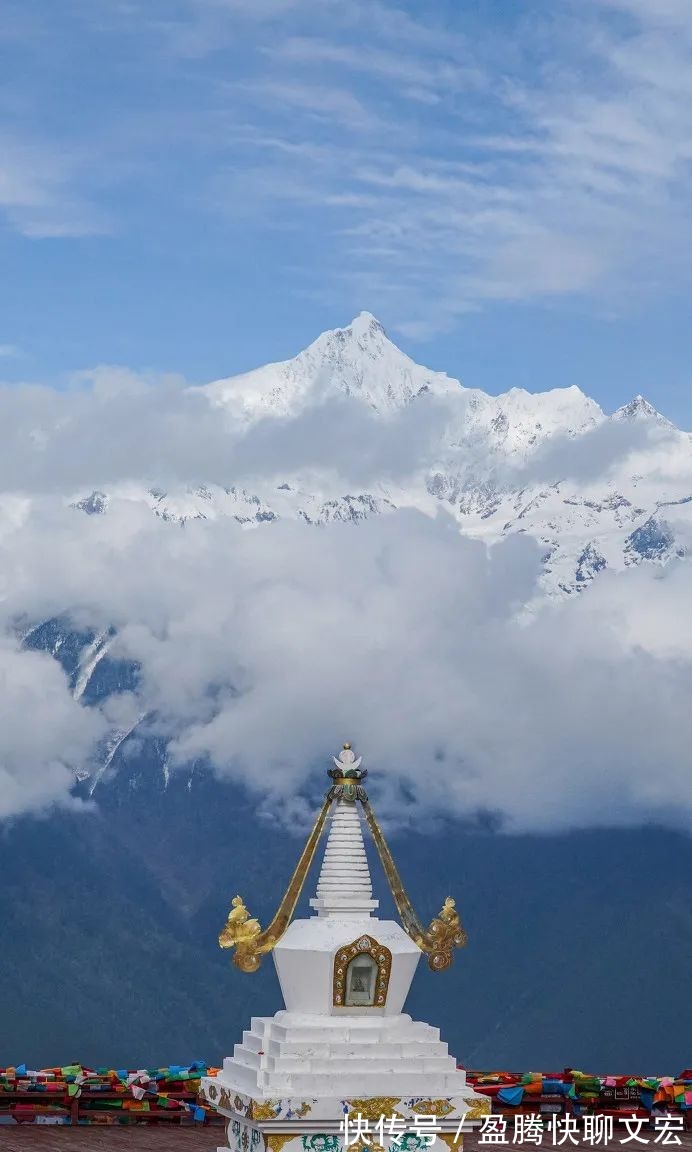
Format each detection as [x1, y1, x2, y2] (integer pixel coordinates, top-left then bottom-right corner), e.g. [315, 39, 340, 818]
[200, 745, 490, 1151]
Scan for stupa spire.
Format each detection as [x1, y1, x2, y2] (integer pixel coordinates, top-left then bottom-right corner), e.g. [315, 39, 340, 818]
[310, 797, 378, 917]
[218, 741, 467, 973]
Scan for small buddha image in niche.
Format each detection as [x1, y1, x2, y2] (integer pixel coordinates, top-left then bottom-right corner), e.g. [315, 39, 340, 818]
[345, 953, 378, 1006]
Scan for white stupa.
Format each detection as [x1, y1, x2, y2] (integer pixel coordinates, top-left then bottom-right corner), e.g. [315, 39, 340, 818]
[200, 745, 489, 1152]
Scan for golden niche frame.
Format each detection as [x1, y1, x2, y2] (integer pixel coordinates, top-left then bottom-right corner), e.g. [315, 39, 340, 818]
[332, 934, 392, 1008]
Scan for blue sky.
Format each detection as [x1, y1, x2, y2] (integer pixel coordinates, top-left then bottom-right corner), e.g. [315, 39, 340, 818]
[2, 0, 692, 422]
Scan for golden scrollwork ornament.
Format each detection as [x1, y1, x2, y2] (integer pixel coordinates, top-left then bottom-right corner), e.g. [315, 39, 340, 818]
[417, 897, 468, 972]
[218, 895, 265, 972]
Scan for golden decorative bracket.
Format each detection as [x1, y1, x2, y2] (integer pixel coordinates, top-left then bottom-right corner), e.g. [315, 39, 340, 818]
[361, 800, 467, 971]
[218, 794, 332, 972]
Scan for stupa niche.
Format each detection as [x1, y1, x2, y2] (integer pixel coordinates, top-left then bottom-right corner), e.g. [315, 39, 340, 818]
[200, 744, 489, 1151]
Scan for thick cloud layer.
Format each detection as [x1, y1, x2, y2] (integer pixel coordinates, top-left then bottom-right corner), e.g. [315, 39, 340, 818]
[0, 637, 104, 819]
[2, 366, 687, 504]
[1, 357, 690, 826]
[1, 496, 692, 831]
[507, 416, 666, 485]
[0, 375, 448, 493]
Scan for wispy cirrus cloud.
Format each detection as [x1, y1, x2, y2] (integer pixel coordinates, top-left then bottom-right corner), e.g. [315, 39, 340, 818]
[0, 134, 112, 238]
[268, 36, 484, 96]
[177, 0, 692, 335]
[3, 0, 692, 339]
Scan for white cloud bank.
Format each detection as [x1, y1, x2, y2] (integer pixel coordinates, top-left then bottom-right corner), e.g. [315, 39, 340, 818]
[0, 372, 450, 493]
[0, 637, 104, 819]
[0, 343, 689, 828]
[1, 494, 692, 832]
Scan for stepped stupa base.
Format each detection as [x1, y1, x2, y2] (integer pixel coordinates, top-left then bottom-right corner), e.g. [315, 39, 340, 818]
[200, 1011, 490, 1152]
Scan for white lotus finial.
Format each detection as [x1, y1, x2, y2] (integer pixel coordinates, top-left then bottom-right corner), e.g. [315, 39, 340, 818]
[332, 742, 362, 773]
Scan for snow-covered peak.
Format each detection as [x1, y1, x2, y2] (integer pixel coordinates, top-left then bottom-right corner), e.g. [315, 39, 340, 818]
[488, 385, 603, 449]
[205, 316, 609, 462]
[499, 384, 601, 426]
[437, 382, 603, 462]
[347, 310, 386, 339]
[205, 313, 461, 420]
[612, 395, 670, 424]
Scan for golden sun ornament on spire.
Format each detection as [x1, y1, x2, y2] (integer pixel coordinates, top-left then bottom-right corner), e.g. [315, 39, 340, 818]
[218, 743, 467, 973]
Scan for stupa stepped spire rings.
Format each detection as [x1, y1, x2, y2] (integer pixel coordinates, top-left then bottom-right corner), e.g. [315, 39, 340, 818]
[219, 743, 467, 974]
[310, 786, 378, 917]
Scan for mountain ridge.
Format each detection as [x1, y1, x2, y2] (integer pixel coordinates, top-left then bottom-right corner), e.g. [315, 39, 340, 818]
[205, 311, 609, 435]
[205, 313, 675, 436]
[63, 312, 691, 597]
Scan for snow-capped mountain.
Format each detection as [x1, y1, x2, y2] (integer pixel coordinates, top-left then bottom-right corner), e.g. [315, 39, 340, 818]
[204, 311, 460, 418]
[206, 310, 603, 458]
[16, 311, 692, 795]
[69, 311, 692, 596]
